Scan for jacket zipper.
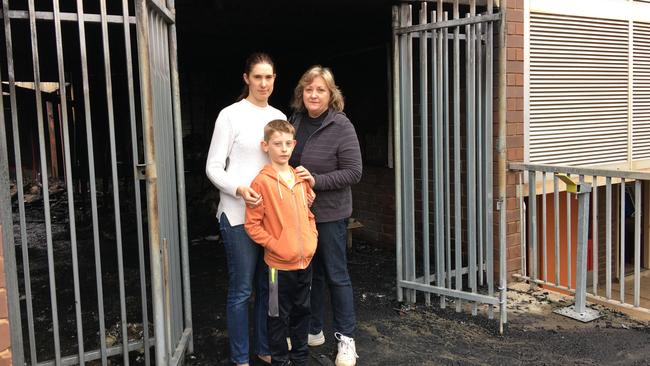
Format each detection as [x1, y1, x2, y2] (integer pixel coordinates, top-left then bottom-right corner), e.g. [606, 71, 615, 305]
[291, 186, 305, 269]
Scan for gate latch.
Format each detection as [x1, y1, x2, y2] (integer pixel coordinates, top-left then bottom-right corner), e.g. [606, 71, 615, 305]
[136, 163, 148, 180]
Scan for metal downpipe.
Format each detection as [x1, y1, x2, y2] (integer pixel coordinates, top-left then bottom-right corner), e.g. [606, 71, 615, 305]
[496, 0, 508, 334]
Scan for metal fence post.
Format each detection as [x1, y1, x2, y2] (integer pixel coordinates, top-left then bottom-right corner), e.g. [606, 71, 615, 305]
[554, 180, 601, 321]
[574, 182, 591, 314]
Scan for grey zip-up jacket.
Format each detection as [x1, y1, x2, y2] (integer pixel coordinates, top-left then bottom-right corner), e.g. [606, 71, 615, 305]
[290, 108, 362, 223]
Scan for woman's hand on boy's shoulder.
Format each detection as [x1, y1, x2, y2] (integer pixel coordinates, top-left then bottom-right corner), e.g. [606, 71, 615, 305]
[295, 165, 315, 188]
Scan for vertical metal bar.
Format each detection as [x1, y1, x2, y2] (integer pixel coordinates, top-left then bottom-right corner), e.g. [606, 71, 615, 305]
[443, 11, 453, 300]
[121, 0, 151, 363]
[76, 1, 108, 363]
[592, 176, 598, 296]
[567, 176, 572, 289]
[453, 0, 462, 313]
[477, 19, 484, 287]
[542, 172, 547, 283]
[53, 0, 85, 363]
[135, 0, 169, 362]
[402, 4, 416, 303]
[419, 2, 430, 306]
[634, 180, 641, 307]
[485, 3, 495, 319]
[27, 1, 63, 363]
[528, 171, 537, 281]
[163, 239, 173, 358]
[435, 1, 445, 309]
[166, 0, 193, 350]
[520, 173, 526, 277]
[99, 1, 130, 363]
[392, 5, 404, 303]
[466, 5, 478, 315]
[497, 0, 508, 331]
[606, 176, 612, 299]
[1, 0, 32, 363]
[620, 178, 626, 303]
[574, 180, 591, 314]
[554, 174, 560, 286]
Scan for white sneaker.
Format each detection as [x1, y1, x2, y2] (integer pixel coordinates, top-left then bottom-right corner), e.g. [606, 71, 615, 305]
[335, 332, 358, 366]
[308, 330, 325, 346]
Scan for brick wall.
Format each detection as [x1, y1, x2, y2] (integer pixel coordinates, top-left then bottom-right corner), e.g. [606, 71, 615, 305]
[0, 225, 11, 365]
[503, 0, 525, 277]
[352, 166, 396, 248]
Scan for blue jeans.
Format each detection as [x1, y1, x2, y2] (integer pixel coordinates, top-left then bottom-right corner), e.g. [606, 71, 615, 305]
[219, 213, 269, 364]
[310, 219, 357, 337]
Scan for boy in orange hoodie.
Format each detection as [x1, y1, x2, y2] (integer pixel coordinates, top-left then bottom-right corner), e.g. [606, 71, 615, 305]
[245, 119, 318, 366]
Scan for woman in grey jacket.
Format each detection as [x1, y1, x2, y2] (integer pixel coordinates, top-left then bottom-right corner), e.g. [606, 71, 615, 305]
[289, 66, 362, 366]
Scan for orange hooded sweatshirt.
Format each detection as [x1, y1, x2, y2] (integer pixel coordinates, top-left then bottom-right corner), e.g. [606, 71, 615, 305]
[245, 165, 318, 270]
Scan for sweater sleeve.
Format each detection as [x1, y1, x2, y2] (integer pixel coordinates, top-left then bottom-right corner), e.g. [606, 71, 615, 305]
[313, 121, 363, 191]
[244, 181, 275, 248]
[205, 110, 240, 197]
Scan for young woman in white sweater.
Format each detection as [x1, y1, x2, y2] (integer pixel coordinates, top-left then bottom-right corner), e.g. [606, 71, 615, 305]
[206, 53, 286, 366]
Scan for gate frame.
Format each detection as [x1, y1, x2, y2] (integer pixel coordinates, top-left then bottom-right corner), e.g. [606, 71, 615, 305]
[392, 0, 508, 333]
[135, 0, 193, 364]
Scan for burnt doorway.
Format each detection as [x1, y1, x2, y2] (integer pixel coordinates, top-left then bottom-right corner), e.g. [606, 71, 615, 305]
[173, 0, 395, 363]
[0, 0, 192, 365]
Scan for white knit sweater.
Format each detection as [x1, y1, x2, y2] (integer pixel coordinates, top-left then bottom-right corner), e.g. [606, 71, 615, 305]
[205, 99, 286, 226]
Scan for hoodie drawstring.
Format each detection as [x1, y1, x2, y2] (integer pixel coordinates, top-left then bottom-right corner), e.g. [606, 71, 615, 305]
[276, 174, 283, 200]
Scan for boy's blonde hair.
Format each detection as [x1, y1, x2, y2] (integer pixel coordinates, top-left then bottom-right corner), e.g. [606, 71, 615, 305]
[264, 119, 295, 141]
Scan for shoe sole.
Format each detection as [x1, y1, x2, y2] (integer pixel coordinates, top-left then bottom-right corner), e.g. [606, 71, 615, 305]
[334, 357, 356, 366]
[308, 336, 325, 347]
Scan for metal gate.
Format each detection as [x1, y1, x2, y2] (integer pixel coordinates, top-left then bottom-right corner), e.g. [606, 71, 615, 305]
[392, 0, 507, 330]
[0, 0, 192, 364]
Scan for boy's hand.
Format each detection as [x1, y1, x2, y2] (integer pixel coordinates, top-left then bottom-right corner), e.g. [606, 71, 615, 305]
[237, 186, 262, 207]
[295, 165, 315, 187]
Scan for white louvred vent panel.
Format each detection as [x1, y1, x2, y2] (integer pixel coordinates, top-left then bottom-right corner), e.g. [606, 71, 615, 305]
[529, 13, 629, 166]
[633, 22, 650, 160]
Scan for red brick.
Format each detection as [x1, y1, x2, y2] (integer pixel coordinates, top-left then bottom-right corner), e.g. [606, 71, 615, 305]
[507, 22, 517, 35]
[516, 48, 524, 61]
[507, 221, 520, 235]
[506, 210, 520, 222]
[507, 147, 524, 160]
[0, 320, 9, 352]
[507, 61, 524, 73]
[0, 260, 4, 289]
[507, 85, 524, 98]
[508, 34, 524, 48]
[515, 22, 524, 35]
[507, 257, 523, 273]
[0, 290, 6, 319]
[508, 245, 522, 259]
[507, 9, 524, 22]
[507, 110, 523, 123]
[508, 122, 524, 136]
[0, 350, 9, 366]
[507, 135, 523, 148]
[516, 96, 524, 109]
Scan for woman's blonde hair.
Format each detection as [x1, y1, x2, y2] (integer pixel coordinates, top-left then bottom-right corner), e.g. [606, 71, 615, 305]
[291, 66, 345, 113]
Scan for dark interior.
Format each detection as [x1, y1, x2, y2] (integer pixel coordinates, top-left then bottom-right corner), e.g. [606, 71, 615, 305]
[175, 0, 394, 168]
